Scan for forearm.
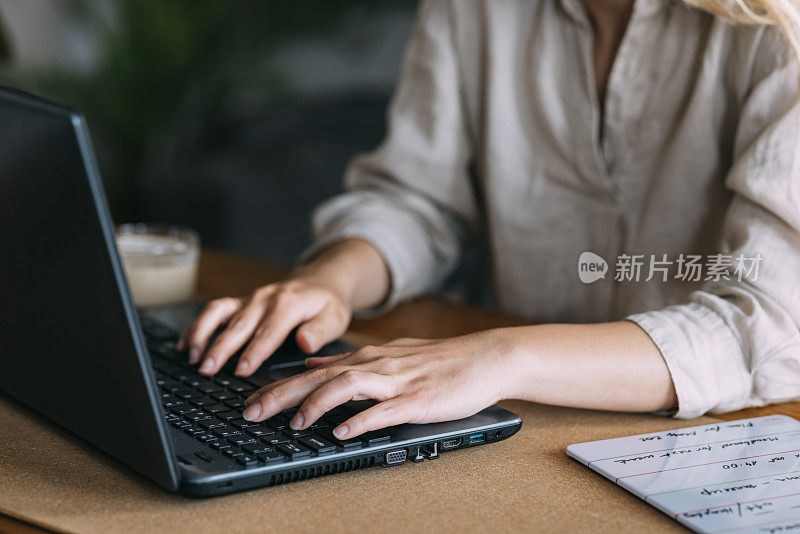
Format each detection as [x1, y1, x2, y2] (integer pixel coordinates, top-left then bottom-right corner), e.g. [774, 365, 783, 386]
[502, 321, 677, 413]
[291, 238, 391, 311]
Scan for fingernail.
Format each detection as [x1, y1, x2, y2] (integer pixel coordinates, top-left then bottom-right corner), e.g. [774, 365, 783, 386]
[290, 412, 304, 430]
[199, 359, 214, 374]
[243, 403, 262, 421]
[333, 424, 349, 439]
[235, 361, 249, 376]
[189, 348, 200, 364]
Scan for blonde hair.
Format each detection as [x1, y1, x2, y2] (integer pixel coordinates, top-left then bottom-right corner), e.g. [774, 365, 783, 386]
[683, 0, 800, 58]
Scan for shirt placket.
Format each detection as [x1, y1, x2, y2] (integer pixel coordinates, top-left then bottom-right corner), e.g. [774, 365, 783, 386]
[601, 0, 663, 181]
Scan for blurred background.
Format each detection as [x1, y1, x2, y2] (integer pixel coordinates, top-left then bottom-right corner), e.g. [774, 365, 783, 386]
[0, 0, 417, 264]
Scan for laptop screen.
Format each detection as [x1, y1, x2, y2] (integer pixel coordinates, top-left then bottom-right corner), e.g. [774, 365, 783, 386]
[0, 88, 179, 491]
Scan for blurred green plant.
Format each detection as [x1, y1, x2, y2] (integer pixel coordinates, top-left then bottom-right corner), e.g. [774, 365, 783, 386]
[0, 0, 412, 219]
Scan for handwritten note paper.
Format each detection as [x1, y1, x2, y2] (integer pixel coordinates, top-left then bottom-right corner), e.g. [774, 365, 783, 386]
[567, 416, 800, 533]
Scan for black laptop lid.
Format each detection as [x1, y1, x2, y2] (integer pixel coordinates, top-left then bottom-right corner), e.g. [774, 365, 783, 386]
[0, 87, 180, 491]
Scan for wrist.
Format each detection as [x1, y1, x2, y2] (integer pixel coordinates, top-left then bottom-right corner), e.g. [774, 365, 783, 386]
[486, 326, 540, 402]
[292, 238, 390, 311]
[288, 262, 358, 310]
[490, 326, 542, 400]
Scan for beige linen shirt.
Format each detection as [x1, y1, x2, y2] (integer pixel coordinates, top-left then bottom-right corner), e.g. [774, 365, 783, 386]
[303, 0, 800, 418]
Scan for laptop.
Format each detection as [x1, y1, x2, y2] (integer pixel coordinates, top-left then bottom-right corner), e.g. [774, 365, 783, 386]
[0, 86, 522, 496]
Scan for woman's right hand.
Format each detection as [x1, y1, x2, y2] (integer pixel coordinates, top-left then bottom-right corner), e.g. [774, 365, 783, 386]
[176, 238, 391, 378]
[177, 278, 352, 377]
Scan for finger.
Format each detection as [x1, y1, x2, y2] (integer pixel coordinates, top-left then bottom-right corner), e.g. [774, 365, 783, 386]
[333, 398, 416, 440]
[290, 370, 396, 430]
[243, 377, 288, 406]
[304, 352, 353, 368]
[176, 327, 189, 351]
[295, 302, 349, 353]
[241, 366, 344, 422]
[184, 298, 241, 364]
[199, 293, 270, 375]
[234, 294, 325, 376]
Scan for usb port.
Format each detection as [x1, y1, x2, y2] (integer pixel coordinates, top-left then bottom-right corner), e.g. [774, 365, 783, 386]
[441, 438, 462, 450]
[468, 433, 485, 445]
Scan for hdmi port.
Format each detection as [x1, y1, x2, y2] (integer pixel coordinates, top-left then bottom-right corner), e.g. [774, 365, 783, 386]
[441, 438, 463, 450]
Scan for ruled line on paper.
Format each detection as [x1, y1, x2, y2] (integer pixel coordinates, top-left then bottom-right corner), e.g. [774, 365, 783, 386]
[613, 448, 800, 484]
[586, 429, 800, 465]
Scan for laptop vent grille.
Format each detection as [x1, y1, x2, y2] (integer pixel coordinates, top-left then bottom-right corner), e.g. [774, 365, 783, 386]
[268, 456, 378, 486]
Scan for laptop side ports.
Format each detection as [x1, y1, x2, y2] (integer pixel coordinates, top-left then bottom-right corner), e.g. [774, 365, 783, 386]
[468, 433, 485, 445]
[487, 429, 503, 440]
[383, 449, 408, 466]
[441, 437, 463, 450]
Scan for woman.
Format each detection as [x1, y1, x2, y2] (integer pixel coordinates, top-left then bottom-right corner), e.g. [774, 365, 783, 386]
[178, 0, 800, 441]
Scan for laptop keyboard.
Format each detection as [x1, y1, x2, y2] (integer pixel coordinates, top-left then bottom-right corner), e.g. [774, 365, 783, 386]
[141, 316, 391, 469]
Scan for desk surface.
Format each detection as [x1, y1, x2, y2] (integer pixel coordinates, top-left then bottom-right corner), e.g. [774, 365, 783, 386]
[1, 249, 797, 534]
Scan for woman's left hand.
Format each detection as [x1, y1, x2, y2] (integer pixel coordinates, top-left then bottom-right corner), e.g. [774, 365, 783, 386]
[241, 329, 517, 440]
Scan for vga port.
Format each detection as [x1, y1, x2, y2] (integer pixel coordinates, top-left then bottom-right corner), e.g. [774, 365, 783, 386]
[385, 449, 408, 466]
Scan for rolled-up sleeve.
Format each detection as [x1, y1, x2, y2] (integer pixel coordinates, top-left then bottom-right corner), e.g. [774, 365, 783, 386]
[628, 29, 800, 418]
[299, 0, 476, 314]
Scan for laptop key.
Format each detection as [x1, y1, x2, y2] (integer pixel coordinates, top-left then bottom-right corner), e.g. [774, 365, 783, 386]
[285, 428, 313, 439]
[244, 376, 271, 389]
[214, 377, 240, 388]
[323, 415, 347, 426]
[229, 384, 256, 395]
[230, 418, 259, 429]
[204, 404, 228, 414]
[228, 435, 258, 447]
[210, 440, 231, 451]
[211, 392, 237, 402]
[266, 418, 287, 431]
[256, 450, 285, 464]
[213, 426, 242, 438]
[197, 383, 224, 394]
[310, 419, 330, 429]
[175, 388, 202, 400]
[189, 396, 216, 407]
[242, 442, 273, 455]
[199, 420, 226, 430]
[223, 447, 244, 457]
[247, 426, 276, 438]
[316, 429, 362, 450]
[236, 454, 259, 467]
[299, 436, 337, 455]
[188, 413, 212, 423]
[276, 442, 311, 460]
[170, 405, 198, 416]
[157, 379, 180, 391]
[361, 431, 391, 447]
[216, 411, 241, 421]
[261, 432, 291, 446]
[224, 399, 246, 410]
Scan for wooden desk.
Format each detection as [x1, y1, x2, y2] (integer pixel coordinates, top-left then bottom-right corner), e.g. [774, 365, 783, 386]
[1, 249, 797, 534]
